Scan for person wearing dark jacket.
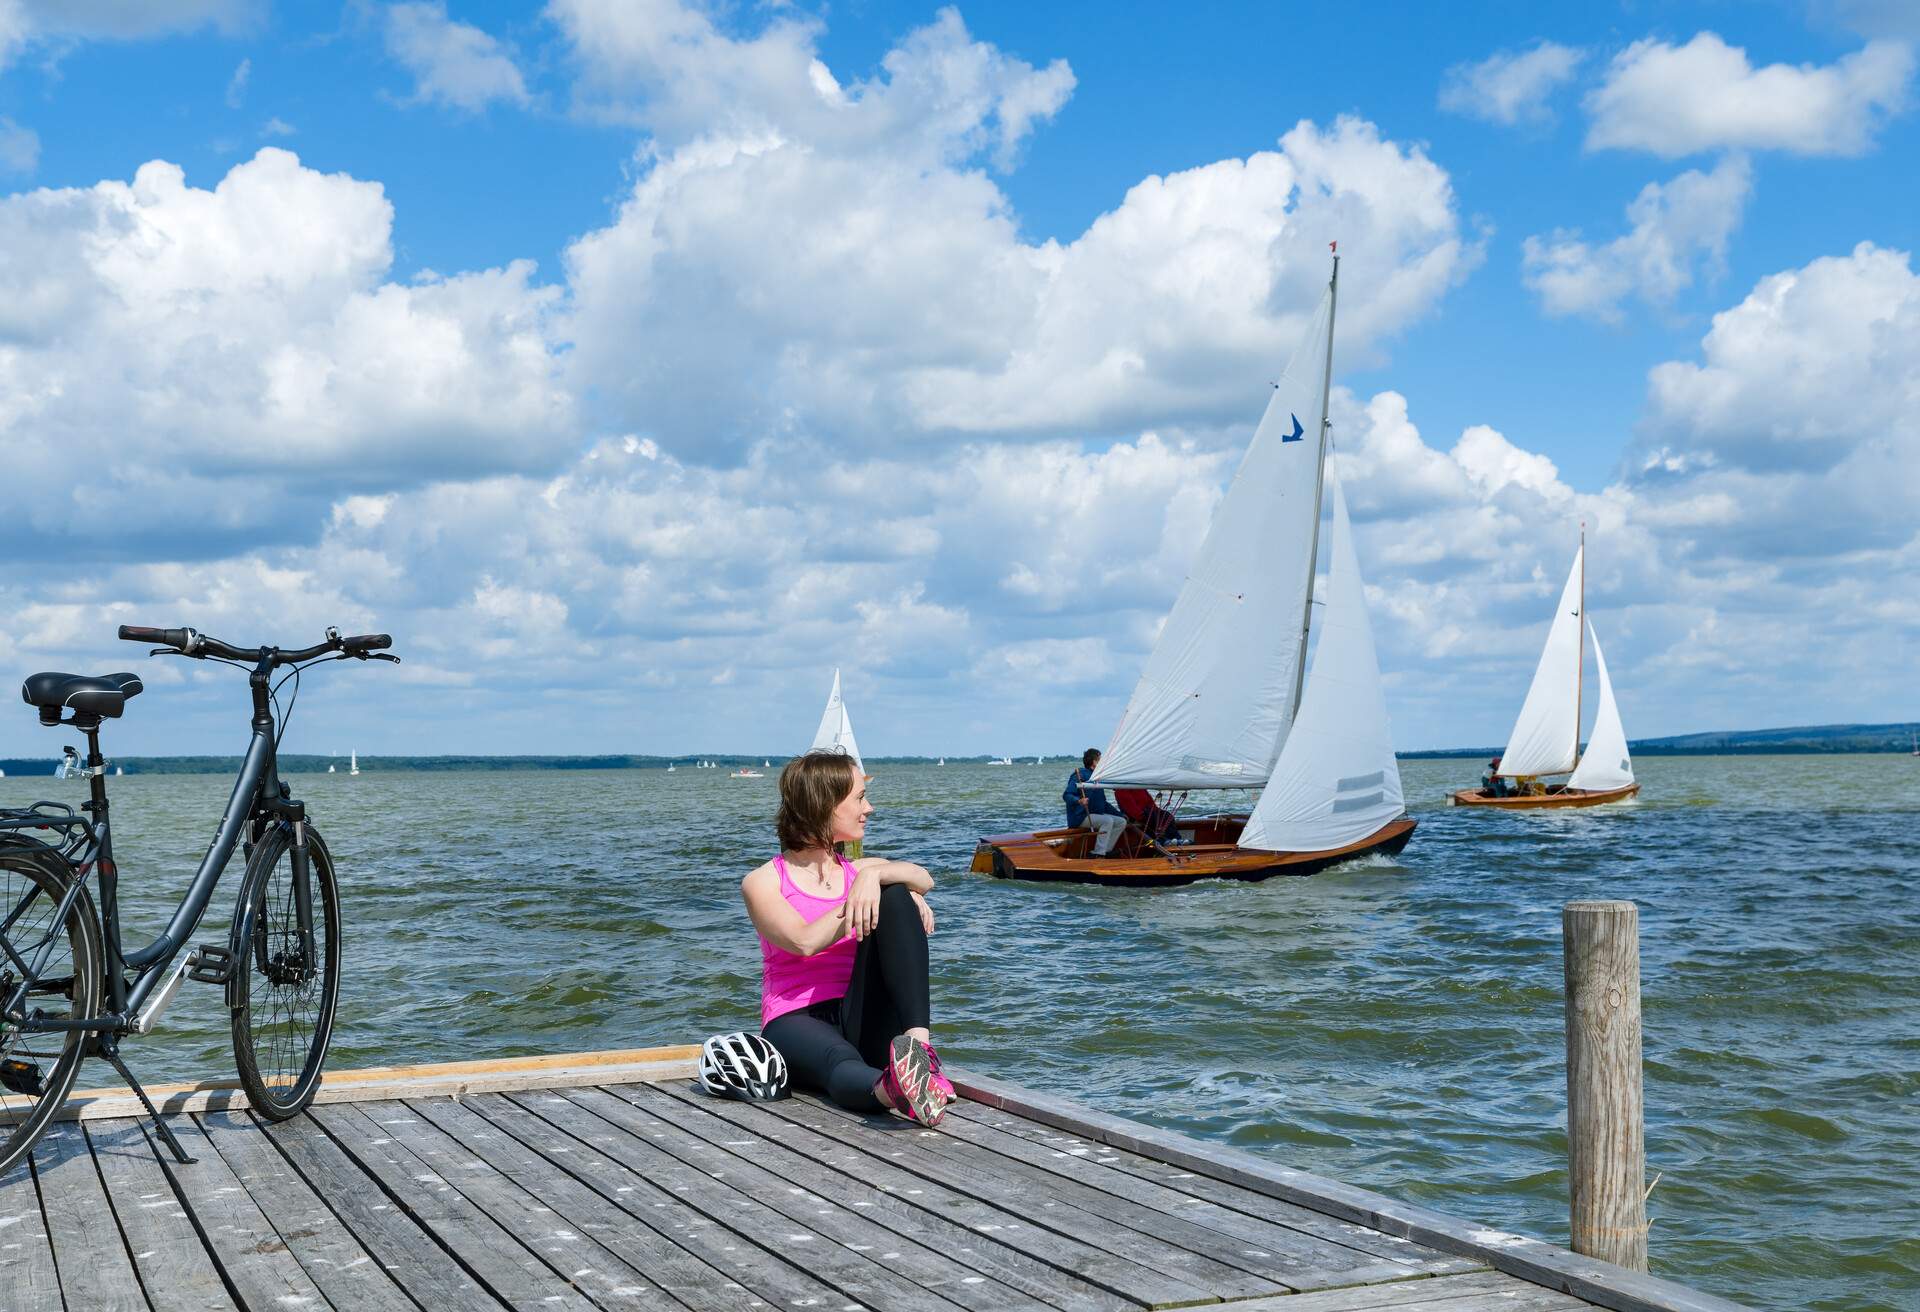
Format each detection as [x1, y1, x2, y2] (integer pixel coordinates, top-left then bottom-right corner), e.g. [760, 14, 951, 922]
[1063, 749, 1126, 855]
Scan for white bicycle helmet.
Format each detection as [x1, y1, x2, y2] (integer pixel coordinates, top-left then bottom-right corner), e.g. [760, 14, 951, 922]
[698, 1031, 790, 1101]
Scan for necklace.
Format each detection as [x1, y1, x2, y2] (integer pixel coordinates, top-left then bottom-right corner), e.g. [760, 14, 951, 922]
[791, 854, 839, 893]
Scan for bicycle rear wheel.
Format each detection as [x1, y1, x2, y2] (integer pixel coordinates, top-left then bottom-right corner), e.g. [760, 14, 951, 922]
[0, 845, 103, 1177]
[229, 824, 340, 1119]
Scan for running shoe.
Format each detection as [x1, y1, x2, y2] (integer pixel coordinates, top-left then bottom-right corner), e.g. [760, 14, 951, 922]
[924, 1043, 956, 1105]
[883, 1035, 945, 1126]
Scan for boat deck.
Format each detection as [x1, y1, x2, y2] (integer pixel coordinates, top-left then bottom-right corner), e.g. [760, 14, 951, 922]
[0, 1047, 1747, 1311]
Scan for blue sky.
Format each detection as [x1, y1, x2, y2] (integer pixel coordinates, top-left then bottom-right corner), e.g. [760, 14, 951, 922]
[1, 0, 1916, 759]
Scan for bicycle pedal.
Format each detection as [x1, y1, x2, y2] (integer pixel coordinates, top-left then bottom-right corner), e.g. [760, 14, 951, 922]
[187, 945, 234, 985]
[0, 1057, 46, 1097]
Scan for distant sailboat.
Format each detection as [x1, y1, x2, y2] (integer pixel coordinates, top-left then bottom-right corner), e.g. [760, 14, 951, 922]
[114, 766, 122, 777]
[988, 756, 1013, 766]
[349, 752, 360, 777]
[974, 251, 1415, 885]
[1452, 530, 1639, 809]
[937, 757, 946, 766]
[328, 763, 336, 774]
[809, 669, 866, 776]
[764, 759, 771, 768]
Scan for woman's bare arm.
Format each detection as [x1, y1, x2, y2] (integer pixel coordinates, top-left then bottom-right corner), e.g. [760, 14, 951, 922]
[851, 857, 933, 894]
[741, 864, 849, 957]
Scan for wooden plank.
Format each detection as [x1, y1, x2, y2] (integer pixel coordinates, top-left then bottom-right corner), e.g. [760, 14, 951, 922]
[766, 1092, 1278, 1300]
[358, 1096, 675, 1308]
[512, 1087, 966, 1312]
[31, 1118, 149, 1311]
[645, 1082, 1137, 1312]
[926, 1104, 1437, 1290]
[458, 1090, 856, 1312]
[408, 1095, 748, 1312]
[1218, 1269, 1597, 1310]
[264, 1111, 505, 1310]
[36, 1049, 699, 1122]
[951, 1070, 1753, 1312]
[197, 1108, 416, 1311]
[155, 1110, 333, 1312]
[86, 1118, 238, 1312]
[0, 1140, 62, 1312]
[308, 1101, 599, 1311]
[650, 1082, 1198, 1311]
[948, 1102, 1477, 1275]
[571, 1083, 1051, 1312]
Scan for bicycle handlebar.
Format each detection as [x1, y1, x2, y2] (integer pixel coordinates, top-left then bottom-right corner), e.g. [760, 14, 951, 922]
[117, 625, 397, 665]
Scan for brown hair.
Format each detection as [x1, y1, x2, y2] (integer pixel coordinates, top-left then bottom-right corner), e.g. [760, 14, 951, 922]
[777, 750, 859, 853]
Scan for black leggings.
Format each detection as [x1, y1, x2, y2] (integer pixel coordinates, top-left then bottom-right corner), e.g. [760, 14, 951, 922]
[762, 883, 930, 1110]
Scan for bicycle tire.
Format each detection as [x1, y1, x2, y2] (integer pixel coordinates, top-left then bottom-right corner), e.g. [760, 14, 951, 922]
[0, 845, 103, 1177]
[229, 823, 341, 1120]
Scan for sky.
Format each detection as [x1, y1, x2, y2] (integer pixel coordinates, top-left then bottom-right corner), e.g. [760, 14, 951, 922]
[0, 0, 1916, 759]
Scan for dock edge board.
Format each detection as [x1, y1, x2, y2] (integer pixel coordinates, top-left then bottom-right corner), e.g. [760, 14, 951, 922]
[950, 1066, 1756, 1312]
[17, 1044, 702, 1123]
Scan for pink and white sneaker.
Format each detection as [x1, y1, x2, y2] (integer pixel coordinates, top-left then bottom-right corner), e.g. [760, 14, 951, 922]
[881, 1035, 945, 1126]
[924, 1043, 956, 1106]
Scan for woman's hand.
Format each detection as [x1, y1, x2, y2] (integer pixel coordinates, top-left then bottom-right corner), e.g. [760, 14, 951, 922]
[910, 890, 935, 936]
[846, 866, 882, 940]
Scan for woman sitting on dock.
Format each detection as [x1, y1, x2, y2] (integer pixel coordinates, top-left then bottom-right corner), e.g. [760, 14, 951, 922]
[743, 750, 951, 1126]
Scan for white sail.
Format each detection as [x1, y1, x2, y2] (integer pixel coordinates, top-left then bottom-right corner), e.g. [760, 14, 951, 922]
[1568, 624, 1633, 792]
[1499, 547, 1583, 778]
[809, 668, 865, 775]
[1240, 471, 1405, 853]
[1092, 292, 1334, 789]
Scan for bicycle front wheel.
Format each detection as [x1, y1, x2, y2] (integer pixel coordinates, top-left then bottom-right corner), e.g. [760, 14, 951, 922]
[230, 824, 341, 1120]
[0, 844, 103, 1177]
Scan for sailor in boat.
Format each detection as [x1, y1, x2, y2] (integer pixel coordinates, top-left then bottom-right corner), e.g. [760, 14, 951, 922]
[1480, 757, 1512, 798]
[742, 750, 952, 1128]
[1063, 749, 1127, 856]
[1114, 787, 1180, 848]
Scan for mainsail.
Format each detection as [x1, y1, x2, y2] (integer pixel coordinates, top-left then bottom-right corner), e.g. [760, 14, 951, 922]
[809, 668, 865, 775]
[1091, 292, 1334, 789]
[1240, 470, 1405, 853]
[1498, 547, 1583, 778]
[1567, 624, 1633, 791]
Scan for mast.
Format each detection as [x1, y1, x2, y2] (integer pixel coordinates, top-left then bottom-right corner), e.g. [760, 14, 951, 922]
[1289, 247, 1340, 719]
[1575, 520, 1586, 771]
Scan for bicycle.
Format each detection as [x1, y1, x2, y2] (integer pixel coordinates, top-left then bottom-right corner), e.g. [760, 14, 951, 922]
[0, 625, 396, 1175]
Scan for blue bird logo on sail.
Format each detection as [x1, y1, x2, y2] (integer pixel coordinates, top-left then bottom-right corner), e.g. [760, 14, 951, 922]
[1283, 413, 1304, 442]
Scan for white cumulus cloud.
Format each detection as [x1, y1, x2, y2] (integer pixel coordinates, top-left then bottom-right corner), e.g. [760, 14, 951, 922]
[0, 148, 572, 549]
[1521, 154, 1752, 321]
[384, 1, 530, 112]
[1439, 41, 1584, 126]
[1585, 33, 1914, 157]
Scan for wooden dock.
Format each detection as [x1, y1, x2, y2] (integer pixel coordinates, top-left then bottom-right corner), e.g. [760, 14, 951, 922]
[0, 1046, 1752, 1312]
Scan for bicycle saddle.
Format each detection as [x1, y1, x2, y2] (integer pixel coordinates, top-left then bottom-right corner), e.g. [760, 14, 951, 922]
[22, 671, 144, 722]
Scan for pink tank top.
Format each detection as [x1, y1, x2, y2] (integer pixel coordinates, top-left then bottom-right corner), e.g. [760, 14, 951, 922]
[759, 854, 860, 1027]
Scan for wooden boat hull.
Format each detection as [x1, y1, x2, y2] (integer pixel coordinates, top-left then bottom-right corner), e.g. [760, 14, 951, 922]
[971, 817, 1417, 887]
[1448, 782, 1639, 809]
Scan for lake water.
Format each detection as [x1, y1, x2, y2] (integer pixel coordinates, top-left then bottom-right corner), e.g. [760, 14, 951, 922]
[2, 755, 1914, 1311]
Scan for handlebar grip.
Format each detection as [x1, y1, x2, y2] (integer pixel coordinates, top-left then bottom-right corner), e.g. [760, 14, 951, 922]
[119, 625, 192, 649]
[341, 633, 392, 653]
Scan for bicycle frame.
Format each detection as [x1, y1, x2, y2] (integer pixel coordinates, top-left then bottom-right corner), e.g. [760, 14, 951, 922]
[1, 654, 312, 1036]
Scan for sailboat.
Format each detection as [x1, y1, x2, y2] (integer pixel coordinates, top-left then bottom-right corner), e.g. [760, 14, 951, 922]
[1451, 530, 1639, 809]
[973, 252, 1415, 886]
[349, 752, 360, 777]
[809, 669, 867, 776]
[937, 757, 946, 766]
[328, 763, 336, 774]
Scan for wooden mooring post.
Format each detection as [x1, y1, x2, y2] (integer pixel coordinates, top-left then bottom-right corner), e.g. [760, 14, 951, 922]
[1563, 898, 1649, 1271]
